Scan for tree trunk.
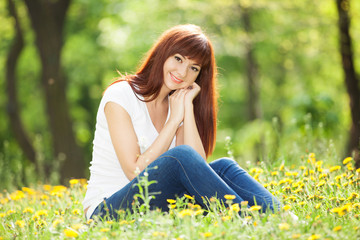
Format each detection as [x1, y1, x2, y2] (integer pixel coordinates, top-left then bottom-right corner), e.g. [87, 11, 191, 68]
[24, 0, 85, 181]
[335, 0, 360, 168]
[242, 8, 262, 121]
[6, 0, 37, 169]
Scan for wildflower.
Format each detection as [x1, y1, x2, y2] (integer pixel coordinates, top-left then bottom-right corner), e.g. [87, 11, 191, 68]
[229, 203, 240, 213]
[35, 210, 48, 217]
[184, 194, 194, 200]
[308, 234, 321, 240]
[347, 192, 359, 200]
[0, 213, 6, 218]
[298, 202, 306, 206]
[169, 204, 176, 209]
[253, 221, 258, 227]
[249, 205, 262, 211]
[316, 180, 326, 187]
[40, 194, 49, 200]
[194, 209, 203, 216]
[279, 163, 285, 171]
[152, 231, 167, 237]
[178, 209, 193, 218]
[315, 203, 321, 209]
[282, 205, 291, 211]
[241, 201, 248, 207]
[343, 157, 352, 165]
[222, 216, 231, 221]
[224, 194, 236, 200]
[100, 228, 110, 232]
[330, 166, 341, 172]
[23, 207, 34, 214]
[72, 209, 81, 215]
[43, 185, 52, 191]
[41, 201, 48, 206]
[333, 226, 342, 232]
[167, 199, 176, 204]
[69, 179, 79, 186]
[201, 232, 213, 238]
[36, 219, 47, 228]
[292, 233, 301, 239]
[15, 220, 25, 228]
[64, 229, 78, 238]
[271, 171, 279, 176]
[52, 219, 63, 228]
[279, 222, 290, 230]
[22, 187, 36, 195]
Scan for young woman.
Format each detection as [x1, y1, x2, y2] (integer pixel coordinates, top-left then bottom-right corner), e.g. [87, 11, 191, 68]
[83, 24, 281, 220]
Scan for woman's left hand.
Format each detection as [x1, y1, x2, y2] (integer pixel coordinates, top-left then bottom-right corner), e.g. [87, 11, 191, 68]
[184, 82, 201, 105]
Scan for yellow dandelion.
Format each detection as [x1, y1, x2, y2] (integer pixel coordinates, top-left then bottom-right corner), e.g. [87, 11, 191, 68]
[167, 199, 176, 204]
[15, 220, 25, 228]
[298, 202, 306, 206]
[169, 204, 176, 209]
[35, 210, 48, 217]
[292, 233, 301, 239]
[0, 213, 6, 218]
[333, 226, 342, 232]
[194, 209, 203, 216]
[271, 171, 279, 176]
[249, 205, 262, 211]
[316, 180, 326, 187]
[202, 232, 213, 238]
[22, 187, 36, 195]
[282, 205, 292, 211]
[356, 168, 360, 173]
[343, 157, 352, 165]
[23, 207, 34, 214]
[64, 229, 78, 238]
[224, 194, 236, 200]
[72, 209, 81, 215]
[184, 194, 194, 200]
[52, 218, 63, 228]
[178, 209, 193, 218]
[308, 234, 321, 240]
[279, 222, 290, 230]
[69, 179, 80, 186]
[229, 203, 240, 213]
[119, 220, 128, 225]
[253, 221, 258, 227]
[41, 201, 48, 206]
[222, 216, 231, 221]
[100, 228, 110, 232]
[330, 166, 341, 172]
[279, 163, 285, 171]
[315, 203, 321, 209]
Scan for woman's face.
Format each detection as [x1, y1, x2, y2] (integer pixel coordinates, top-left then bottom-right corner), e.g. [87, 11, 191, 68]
[163, 53, 201, 91]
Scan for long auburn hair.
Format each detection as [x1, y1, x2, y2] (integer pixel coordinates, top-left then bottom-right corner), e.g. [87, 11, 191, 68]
[109, 24, 218, 157]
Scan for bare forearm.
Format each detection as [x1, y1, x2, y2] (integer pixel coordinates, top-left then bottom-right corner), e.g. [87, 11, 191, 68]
[184, 104, 206, 159]
[132, 120, 179, 177]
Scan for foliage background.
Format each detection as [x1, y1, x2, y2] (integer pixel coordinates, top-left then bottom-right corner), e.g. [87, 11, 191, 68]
[0, 0, 359, 189]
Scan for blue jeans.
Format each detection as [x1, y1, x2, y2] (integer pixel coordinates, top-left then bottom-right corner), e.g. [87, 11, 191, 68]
[91, 145, 280, 219]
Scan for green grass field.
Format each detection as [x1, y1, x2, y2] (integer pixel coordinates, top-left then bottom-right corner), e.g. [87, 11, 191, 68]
[1, 153, 359, 239]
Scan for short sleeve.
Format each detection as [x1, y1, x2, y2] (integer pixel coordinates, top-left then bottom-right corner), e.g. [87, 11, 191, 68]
[101, 81, 135, 117]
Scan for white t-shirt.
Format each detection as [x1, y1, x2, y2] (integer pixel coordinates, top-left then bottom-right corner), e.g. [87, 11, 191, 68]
[83, 81, 176, 219]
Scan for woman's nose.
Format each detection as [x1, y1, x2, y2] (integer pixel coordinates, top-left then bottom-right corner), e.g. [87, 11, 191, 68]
[178, 64, 187, 78]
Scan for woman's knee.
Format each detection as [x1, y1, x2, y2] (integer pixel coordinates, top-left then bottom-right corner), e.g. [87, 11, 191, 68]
[210, 157, 246, 173]
[160, 145, 205, 166]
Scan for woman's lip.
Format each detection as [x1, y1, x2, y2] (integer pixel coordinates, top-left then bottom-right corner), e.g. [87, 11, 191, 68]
[170, 73, 183, 84]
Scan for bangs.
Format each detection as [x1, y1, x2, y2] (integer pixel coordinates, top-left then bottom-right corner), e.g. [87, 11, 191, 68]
[171, 34, 211, 68]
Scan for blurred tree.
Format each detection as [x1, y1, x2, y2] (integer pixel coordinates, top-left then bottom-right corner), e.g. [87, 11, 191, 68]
[21, 0, 85, 181]
[6, 0, 36, 172]
[335, 0, 360, 167]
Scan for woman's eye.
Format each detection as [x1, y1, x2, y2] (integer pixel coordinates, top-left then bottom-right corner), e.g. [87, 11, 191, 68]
[191, 67, 199, 72]
[174, 56, 182, 62]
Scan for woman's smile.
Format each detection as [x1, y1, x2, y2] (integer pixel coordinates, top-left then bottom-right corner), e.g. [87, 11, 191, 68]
[170, 72, 183, 84]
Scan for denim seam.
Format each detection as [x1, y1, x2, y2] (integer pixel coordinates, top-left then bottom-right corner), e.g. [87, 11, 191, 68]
[214, 169, 268, 202]
[158, 155, 203, 200]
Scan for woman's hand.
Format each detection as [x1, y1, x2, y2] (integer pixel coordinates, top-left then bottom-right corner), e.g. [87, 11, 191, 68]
[169, 89, 187, 125]
[184, 82, 201, 105]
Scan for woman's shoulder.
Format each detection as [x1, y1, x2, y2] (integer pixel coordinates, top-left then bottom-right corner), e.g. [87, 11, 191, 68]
[104, 80, 136, 98]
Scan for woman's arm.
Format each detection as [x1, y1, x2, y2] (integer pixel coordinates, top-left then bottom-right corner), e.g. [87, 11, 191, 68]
[176, 83, 206, 160]
[105, 89, 187, 181]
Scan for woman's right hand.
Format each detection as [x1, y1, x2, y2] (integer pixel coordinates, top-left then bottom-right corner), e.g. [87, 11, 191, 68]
[169, 89, 187, 125]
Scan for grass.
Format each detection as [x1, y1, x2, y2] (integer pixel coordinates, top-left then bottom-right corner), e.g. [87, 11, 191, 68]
[0, 153, 359, 240]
